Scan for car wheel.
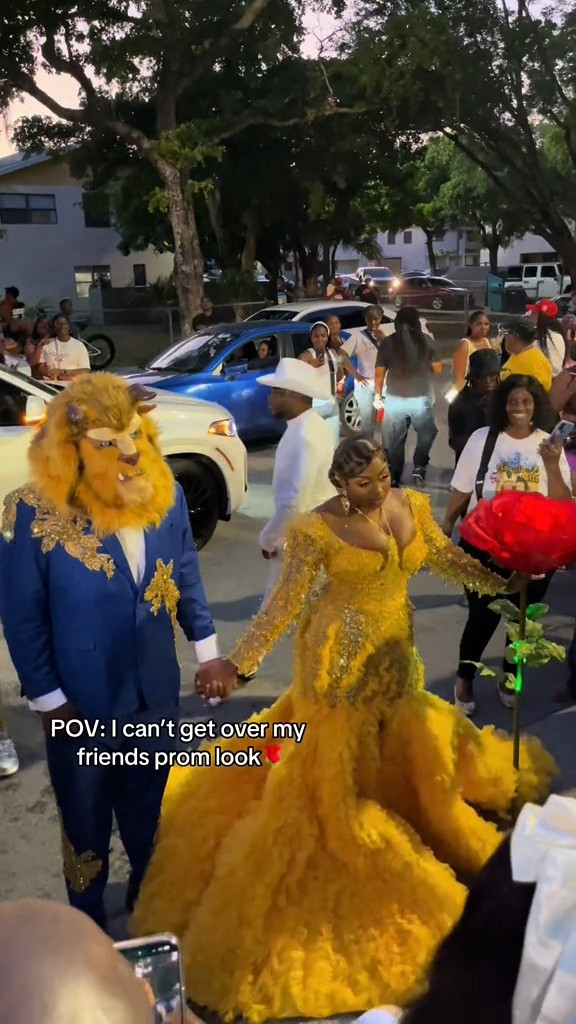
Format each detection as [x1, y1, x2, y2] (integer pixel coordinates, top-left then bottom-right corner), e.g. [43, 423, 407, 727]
[432, 297, 443, 310]
[340, 393, 362, 436]
[393, 295, 403, 309]
[169, 458, 220, 550]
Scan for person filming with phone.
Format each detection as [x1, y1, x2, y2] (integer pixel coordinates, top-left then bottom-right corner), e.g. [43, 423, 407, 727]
[443, 374, 572, 717]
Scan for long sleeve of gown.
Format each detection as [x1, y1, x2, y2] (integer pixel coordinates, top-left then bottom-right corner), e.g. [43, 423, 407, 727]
[409, 490, 507, 596]
[228, 518, 324, 677]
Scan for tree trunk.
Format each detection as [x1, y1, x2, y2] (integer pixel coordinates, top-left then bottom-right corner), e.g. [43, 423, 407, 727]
[158, 161, 205, 334]
[241, 211, 257, 274]
[297, 244, 320, 296]
[424, 230, 437, 272]
[205, 186, 225, 259]
[488, 241, 500, 273]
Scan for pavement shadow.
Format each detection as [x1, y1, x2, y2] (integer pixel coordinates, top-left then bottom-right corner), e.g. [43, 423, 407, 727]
[208, 595, 262, 621]
[412, 592, 465, 611]
[0, 702, 47, 771]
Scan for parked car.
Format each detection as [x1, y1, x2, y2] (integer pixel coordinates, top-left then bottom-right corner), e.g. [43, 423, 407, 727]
[389, 275, 471, 310]
[0, 365, 247, 549]
[502, 262, 570, 301]
[122, 321, 323, 442]
[355, 266, 400, 296]
[243, 301, 434, 434]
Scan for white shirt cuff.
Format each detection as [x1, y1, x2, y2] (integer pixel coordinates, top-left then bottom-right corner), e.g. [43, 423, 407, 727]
[195, 634, 220, 664]
[28, 688, 68, 712]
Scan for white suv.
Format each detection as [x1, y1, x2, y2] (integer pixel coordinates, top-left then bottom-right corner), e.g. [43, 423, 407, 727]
[0, 366, 248, 549]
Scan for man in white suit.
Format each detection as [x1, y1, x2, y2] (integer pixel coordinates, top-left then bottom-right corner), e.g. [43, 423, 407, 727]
[257, 357, 338, 605]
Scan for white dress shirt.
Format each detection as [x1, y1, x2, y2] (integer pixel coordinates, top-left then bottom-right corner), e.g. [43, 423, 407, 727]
[259, 408, 337, 553]
[29, 526, 219, 712]
[342, 329, 380, 379]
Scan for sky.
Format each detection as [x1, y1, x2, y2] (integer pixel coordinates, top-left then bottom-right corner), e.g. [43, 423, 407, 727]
[0, 8, 340, 157]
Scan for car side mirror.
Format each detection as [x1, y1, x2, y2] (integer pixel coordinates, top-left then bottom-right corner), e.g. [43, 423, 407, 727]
[23, 395, 46, 425]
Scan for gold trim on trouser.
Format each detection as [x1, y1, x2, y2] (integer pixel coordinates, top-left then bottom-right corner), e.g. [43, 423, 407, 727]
[58, 811, 103, 893]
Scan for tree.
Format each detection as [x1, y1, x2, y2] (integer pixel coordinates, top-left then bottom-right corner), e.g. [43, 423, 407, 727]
[349, 0, 576, 281]
[428, 138, 529, 271]
[65, 65, 404, 294]
[370, 141, 451, 272]
[0, 0, 345, 330]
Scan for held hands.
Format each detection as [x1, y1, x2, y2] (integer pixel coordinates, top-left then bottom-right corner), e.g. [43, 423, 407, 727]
[504, 571, 545, 594]
[195, 657, 237, 701]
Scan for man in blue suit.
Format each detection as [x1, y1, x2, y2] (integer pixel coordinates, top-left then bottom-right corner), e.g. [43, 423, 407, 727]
[0, 374, 236, 929]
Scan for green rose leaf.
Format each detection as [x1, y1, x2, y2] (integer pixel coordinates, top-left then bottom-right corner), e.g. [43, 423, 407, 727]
[526, 603, 549, 621]
[488, 599, 521, 620]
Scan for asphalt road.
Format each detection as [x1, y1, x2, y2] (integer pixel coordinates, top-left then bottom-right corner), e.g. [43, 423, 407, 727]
[0, 388, 574, 1023]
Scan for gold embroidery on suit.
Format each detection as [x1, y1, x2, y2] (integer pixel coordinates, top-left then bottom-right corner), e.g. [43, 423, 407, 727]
[2, 486, 115, 578]
[58, 812, 103, 892]
[144, 559, 180, 631]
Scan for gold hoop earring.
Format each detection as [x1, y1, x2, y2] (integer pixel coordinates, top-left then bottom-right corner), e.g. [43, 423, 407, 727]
[340, 490, 351, 515]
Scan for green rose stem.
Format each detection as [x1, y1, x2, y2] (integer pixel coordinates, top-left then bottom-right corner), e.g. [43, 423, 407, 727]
[511, 582, 528, 821]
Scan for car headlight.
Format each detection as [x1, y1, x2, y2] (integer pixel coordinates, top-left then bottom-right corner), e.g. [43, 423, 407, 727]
[391, 277, 401, 288]
[208, 418, 238, 437]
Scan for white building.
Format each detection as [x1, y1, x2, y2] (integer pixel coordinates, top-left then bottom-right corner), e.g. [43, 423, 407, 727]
[0, 151, 173, 312]
[334, 227, 559, 275]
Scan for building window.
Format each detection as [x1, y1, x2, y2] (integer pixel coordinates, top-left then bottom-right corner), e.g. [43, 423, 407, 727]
[0, 192, 57, 225]
[133, 264, 147, 287]
[387, 231, 396, 245]
[82, 191, 111, 228]
[465, 253, 480, 267]
[403, 230, 413, 244]
[74, 265, 112, 299]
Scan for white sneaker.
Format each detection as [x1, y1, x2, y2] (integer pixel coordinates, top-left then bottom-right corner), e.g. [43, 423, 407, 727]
[0, 733, 19, 777]
[454, 684, 476, 717]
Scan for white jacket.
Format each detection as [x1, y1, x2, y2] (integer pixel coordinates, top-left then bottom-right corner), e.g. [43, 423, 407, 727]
[259, 408, 337, 552]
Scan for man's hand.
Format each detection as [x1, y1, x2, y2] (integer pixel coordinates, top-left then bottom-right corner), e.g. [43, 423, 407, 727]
[195, 658, 237, 701]
[39, 700, 80, 738]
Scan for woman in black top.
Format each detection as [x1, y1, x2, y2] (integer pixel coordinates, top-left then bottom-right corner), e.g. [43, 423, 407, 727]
[448, 349, 501, 465]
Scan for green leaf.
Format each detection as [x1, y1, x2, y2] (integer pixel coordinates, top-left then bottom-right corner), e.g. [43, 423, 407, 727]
[526, 603, 549, 620]
[461, 660, 498, 677]
[488, 599, 521, 620]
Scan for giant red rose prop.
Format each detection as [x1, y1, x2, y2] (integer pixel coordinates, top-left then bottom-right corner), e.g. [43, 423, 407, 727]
[459, 492, 576, 575]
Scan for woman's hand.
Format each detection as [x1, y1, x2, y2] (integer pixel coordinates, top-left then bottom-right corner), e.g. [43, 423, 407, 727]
[441, 519, 454, 538]
[354, 372, 370, 386]
[538, 437, 563, 468]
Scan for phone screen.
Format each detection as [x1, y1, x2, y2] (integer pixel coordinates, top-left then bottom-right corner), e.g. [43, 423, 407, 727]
[116, 935, 185, 1022]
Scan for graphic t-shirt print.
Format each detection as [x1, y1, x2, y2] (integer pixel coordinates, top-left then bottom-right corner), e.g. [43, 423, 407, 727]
[490, 451, 540, 493]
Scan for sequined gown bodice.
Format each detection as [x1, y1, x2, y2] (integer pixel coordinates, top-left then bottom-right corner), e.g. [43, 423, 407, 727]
[229, 489, 497, 712]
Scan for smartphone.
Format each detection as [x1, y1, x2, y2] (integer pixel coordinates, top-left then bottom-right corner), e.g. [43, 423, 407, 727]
[549, 419, 576, 443]
[115, 933, 185, 1022]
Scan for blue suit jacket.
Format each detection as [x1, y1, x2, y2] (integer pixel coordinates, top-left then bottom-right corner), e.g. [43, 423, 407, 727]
[0, 483, 215, 721]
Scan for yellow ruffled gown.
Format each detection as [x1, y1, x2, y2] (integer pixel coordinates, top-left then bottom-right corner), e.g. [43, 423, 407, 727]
[132, 490, 555, 1022]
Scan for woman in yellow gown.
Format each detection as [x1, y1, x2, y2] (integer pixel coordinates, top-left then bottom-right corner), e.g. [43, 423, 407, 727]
[132, 439, 555, 1023]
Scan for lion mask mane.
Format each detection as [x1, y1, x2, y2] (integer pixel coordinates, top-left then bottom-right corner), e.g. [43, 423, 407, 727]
[28, 373, 175, 536]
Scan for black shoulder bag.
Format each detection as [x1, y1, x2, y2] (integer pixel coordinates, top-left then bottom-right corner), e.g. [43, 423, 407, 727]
[474, 427, 500, 504]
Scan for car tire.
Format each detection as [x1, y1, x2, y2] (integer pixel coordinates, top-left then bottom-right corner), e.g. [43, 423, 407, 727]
[340, 393, 362, 436]
[169, 458, 220, 550]
[432, 297, 443, 310]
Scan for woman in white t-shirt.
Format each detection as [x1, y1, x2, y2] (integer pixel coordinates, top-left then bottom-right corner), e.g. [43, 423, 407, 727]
[298, 321, 366, 443]
[442, 374, 572, 716]
[35, 314, 91, 383]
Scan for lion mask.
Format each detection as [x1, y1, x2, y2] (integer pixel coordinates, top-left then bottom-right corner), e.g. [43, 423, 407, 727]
[28, 374, 175, 536]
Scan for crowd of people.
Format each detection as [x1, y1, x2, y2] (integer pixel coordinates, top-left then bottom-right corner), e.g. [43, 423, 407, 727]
[0, 288, 90, 380]
[0, 280, 575, 1023]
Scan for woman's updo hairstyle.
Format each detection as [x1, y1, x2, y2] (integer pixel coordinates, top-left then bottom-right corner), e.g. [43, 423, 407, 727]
[329, 437, 384, 487]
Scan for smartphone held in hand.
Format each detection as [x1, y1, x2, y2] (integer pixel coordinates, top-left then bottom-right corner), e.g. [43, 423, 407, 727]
[549, 419, 576, 444]
[115, 932, 186, 1022]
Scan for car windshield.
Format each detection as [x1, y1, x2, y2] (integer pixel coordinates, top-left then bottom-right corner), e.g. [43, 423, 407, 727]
[1, 366, 58, 395]
[147, 330, 237, 372]
[248, 309, 296, 322]
[364, 268, 394, 280]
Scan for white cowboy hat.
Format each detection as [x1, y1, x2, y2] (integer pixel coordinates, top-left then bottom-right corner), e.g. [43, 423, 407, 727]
[257, 357, 333, 401]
